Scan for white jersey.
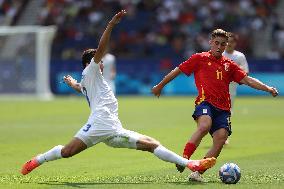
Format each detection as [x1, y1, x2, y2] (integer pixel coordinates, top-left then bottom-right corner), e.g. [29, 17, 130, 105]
[102, 53, 116, 93]
[223, 50, 249, 73]
[75, 58, 140, 148]
[80, 58, 118, 118]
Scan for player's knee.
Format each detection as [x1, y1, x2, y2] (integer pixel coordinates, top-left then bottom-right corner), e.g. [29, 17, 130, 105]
[197, 125, 210, 136]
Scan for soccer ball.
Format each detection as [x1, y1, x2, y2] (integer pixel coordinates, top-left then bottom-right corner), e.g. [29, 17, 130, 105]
[219, 163, 241, 184]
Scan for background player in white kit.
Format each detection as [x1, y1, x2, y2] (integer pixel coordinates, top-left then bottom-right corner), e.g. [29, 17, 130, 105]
[21, 10, 216, 176]
[102, 53, 116, 94]
[223, 32, 249, 144]
[223, 32, 249, 108]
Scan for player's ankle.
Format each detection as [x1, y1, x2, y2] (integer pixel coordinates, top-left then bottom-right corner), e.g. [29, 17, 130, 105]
[183, 142, 197, 159]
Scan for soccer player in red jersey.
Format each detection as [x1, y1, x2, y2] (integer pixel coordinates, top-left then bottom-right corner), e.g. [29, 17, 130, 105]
[152, 29, 278, 181]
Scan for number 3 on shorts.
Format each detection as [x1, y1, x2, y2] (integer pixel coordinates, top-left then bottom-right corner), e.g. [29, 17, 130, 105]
[83, 124, 91, 132]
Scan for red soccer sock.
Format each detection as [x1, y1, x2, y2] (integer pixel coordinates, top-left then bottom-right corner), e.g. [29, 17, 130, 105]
[183, 142, 197, 159]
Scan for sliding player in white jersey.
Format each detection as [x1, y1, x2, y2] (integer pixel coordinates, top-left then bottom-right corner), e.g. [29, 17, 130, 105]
[223, 32, 249, 145]
[21, 10, 216, 176]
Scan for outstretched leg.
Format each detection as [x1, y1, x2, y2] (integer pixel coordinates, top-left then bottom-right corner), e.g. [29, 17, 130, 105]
[105, 131, 216, 172]
[21, 137, 87, 175]
[137, 135, 216, 172]
[136, 135, 189, 167]
[177, 115, 212, 173]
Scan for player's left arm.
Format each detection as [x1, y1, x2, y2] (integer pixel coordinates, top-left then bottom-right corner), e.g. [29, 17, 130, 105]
[240, 76, 278, 97]
[63, 75, 82, 93]
[93, 10, 126, 64]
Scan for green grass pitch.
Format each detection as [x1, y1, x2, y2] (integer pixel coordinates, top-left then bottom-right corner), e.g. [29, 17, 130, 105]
[0, 96, 283, 189]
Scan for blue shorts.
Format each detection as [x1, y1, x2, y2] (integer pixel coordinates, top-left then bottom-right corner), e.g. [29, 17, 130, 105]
[192, 101, 232, 136]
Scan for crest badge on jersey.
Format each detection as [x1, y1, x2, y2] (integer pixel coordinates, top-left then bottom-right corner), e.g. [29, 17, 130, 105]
[224, 63, 229, 71]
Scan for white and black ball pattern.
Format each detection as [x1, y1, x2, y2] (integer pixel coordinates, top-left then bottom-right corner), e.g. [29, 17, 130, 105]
[219, 163, 241, 184]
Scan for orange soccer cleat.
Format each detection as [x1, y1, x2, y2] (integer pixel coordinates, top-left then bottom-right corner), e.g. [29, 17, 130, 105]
[187, 157, 216, 172]
[21, 157, 40, 175]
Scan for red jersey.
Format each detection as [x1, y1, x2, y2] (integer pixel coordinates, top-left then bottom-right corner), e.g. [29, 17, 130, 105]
[179, 51, 247, 111]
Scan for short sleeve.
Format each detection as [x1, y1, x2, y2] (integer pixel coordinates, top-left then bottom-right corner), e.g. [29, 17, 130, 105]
[178, 54, 199, 76]
[231, 62, 247, 83]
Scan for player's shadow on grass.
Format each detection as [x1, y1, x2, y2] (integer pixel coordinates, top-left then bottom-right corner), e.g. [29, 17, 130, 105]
[38, 180, 217, 188]
[38, 181, 150, 188]
[169, 180, 219, 185]
[201, 145, 231, 149]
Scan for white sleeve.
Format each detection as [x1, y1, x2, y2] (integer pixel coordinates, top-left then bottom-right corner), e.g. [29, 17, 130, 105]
[239, 53, 249, 73]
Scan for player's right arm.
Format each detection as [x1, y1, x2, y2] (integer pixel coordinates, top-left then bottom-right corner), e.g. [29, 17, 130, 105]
[152, 67, 182, 97]
[63, 75, 82, 93]
[93, 10, 126, 64]
[152, 54, 198, 97]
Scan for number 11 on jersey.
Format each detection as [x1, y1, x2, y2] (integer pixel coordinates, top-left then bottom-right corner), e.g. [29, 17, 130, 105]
[216, 70, 223, 80]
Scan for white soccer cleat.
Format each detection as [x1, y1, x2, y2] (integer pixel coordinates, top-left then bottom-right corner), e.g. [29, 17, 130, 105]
[188, 171, 204, 182]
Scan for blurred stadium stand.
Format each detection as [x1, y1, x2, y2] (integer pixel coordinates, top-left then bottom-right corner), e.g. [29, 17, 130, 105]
[1, 0, 284, 95]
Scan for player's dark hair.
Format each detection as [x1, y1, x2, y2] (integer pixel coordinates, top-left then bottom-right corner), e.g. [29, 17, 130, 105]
[82, 49, 97, 68]
[227, 32, 239, 41]
[211, 29, 228, 41]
